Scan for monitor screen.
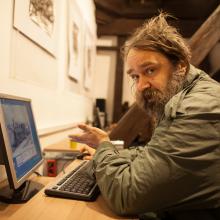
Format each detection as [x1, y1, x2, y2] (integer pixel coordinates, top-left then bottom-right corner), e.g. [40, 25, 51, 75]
[0, 94, 43, 190]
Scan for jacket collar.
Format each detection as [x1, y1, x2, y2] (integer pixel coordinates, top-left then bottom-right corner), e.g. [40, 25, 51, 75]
[164, 65, 202, 119]
[183, 64, 201, 89]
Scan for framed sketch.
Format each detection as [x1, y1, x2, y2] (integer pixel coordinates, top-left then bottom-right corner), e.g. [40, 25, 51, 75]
[83, 27, 96, 90]
[13, 0, 58, 56]
[68, 1, 83, 81]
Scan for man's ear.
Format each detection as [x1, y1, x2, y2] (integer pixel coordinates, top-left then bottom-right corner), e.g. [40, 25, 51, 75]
[177, 62, 187, 76]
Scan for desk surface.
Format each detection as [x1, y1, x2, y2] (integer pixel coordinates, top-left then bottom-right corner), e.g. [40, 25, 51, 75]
[43, 139, 81, 152]
[0, 160, 137, 220]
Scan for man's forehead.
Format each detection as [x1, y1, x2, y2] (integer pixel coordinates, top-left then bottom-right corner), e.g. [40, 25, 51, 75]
[126, 61, 158, 75]
[125, 49, 173, 72]
[126, 49, 166, 64]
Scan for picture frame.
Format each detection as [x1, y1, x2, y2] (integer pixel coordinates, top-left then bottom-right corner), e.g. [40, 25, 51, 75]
[68, 1, 83, 81]
[83, 27, 96, 90]
[13, 0, 58, 56]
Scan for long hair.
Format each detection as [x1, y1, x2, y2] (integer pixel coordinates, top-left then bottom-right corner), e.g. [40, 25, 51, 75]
[122, 12, 191, 71]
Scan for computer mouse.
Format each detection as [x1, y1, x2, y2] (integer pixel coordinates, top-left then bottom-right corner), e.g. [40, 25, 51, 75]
[76, 152, 91, 160]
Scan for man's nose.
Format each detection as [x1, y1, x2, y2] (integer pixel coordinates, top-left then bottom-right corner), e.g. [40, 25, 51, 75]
[136, 77, 151, 92]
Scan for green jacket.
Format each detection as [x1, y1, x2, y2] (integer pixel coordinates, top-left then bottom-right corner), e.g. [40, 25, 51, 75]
[92, 65, 220, 218]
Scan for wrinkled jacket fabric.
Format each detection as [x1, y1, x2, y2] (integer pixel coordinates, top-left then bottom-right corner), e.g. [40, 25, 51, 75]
[92, 65, 220, 218]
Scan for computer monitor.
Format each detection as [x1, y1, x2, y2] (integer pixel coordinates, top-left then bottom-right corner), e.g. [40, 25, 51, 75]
[0, 94, 44, 203]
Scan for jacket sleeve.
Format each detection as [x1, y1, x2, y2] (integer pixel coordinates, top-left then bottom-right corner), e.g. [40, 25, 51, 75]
[92, 112, 220, 216]
[92, 140, 176, 215]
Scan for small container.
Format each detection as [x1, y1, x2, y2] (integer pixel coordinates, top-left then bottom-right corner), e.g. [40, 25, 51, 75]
[110, 140, 124, 150]
[69, 139, 77, 150]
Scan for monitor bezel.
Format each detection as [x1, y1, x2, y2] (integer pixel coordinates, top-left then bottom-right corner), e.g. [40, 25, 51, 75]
[0, 93, 43, 190]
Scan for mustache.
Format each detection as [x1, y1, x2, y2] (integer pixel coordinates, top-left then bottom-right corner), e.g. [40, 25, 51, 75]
[137, 88, 162, 101]
[135, 87, 166, 118]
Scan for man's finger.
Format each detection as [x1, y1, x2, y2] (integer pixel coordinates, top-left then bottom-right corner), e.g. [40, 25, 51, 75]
[78, 123, 91, 132]
[77, 145, 88, 153]
[68, 136, 89, 145]
[68, 135, 81, 141]
[83, 155, 92, 160]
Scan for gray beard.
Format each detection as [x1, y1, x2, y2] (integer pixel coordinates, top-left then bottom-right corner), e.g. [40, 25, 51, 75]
[135, 70, 186, 124]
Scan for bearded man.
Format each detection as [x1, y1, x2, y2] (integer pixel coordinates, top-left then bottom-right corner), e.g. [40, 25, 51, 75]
[69, 13, 220, 219]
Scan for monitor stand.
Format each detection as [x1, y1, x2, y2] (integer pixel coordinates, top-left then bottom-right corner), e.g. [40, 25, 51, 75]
[0, 180, 44, 204]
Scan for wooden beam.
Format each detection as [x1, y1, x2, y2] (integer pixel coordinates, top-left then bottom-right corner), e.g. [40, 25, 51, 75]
[172, 19, 205, 38]
[121, 7, 157, 19]
[96, 10, 114, 25]
[189, 4, 220, 66]
[96, 46, 119, 51]
[94, 0, 124, 16]
[95, 0, 217, 20]
[98, 18, 144, 36]
[162, 0, 219, 19]
[109, 104, 153, 147]
[212, 68, 220, 82]
[95, 0, 157, 18]
[98, 18, 204, 38]
[112, 36, 126, 122]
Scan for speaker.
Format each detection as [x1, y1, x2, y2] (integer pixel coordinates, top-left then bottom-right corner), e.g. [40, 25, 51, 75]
[96, 98, 106, 112]
[46, 159, 57, 177]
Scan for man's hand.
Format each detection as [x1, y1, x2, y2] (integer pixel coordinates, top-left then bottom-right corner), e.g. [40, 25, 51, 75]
[69, 123, 110, 148]
[77, 145, 96, 160]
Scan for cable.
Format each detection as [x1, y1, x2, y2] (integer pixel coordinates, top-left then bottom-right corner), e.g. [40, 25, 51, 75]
[34, 171, 42, 176]
[61, 159, 75, 174]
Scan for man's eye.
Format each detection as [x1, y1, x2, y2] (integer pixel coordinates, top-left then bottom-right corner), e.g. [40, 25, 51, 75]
[145, 68, 154, 75]
[130, 75, 139, 82]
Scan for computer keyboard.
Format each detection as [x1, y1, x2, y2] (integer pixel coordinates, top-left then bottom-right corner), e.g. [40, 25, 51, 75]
[44, 160, 99, 201]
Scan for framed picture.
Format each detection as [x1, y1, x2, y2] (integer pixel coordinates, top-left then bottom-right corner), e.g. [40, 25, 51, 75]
[83, 27, 96, 90]
[68, 1, 83, 81]
[13, 0, 58, 56]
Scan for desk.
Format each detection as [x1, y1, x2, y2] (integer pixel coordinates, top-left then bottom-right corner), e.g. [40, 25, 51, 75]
[0, 160, 137, 220]
[43, 139, 82, 152]
[43, 139, 83, 176]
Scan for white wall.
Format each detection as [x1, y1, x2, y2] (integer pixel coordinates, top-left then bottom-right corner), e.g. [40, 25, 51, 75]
[0, 0, 96, 181]
[95, 36, 117, 123]
[95, 36, 135, 123]
[0, 0, 96, 141]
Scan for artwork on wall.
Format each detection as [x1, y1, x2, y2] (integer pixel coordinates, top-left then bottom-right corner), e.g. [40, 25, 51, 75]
[68, 1, 83, 81]
[13, 0, 58, 56]
[83, 27, 96, 90]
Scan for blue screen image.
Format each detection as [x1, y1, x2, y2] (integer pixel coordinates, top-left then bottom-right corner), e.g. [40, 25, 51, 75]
[0, 98, 42, 180]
